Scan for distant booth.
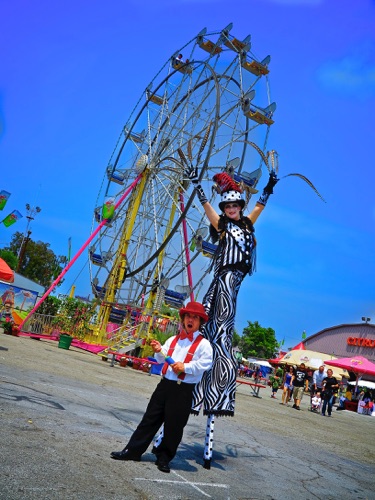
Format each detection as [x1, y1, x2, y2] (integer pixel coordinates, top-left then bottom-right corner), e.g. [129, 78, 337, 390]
[1, 273, 44, 333]
[303, 323, 375, 383]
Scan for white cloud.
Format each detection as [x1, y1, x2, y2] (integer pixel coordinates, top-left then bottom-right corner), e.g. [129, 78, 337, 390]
[316, 40, 375, 99]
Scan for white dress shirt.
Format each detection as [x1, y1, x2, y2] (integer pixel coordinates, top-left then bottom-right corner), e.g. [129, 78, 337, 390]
[154, 331, 213, 384]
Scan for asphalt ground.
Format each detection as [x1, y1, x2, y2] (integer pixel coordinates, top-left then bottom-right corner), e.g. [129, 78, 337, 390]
[1, 334, 374, 500]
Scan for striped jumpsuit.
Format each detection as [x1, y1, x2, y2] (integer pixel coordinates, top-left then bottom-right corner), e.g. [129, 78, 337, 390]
[191, 215, 256, 417]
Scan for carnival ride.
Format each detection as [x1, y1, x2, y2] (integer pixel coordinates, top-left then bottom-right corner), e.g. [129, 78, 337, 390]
[89, 24, 277, 352]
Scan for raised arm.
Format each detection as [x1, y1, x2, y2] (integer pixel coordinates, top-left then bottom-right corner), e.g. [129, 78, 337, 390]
[200, 197, 220, 230]
[248, 171, 279, 224]
[185, 163, 221, 230]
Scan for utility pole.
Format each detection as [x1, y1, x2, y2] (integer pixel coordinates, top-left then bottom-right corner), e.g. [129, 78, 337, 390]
[16, 204, 41, 273]
[16, 230, 31, 272]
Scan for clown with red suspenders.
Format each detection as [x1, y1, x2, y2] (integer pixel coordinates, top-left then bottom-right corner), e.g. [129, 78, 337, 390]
[110, 302, 213, 473]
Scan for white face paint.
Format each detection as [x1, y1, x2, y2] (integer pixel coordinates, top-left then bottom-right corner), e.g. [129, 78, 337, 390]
[224, 203, 241, 220]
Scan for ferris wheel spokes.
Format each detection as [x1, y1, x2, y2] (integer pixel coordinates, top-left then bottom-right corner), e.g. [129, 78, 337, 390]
[91, 28, 275, 339]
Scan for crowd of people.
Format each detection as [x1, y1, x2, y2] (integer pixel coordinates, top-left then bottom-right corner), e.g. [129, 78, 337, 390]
[238, 362, 375, 417]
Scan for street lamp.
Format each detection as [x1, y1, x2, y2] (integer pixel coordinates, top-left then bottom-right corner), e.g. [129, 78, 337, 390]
[16, 204, 42, 272]
[361, 317, 371, 324]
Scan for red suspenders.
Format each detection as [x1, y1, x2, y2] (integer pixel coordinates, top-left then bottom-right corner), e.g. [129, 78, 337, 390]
[161, 333, 203, 380]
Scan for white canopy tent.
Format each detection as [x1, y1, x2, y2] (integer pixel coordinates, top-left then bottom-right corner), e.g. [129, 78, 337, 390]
[277, 349, 348, 380]
[253, 360, 273, 368]
[348, 380, 375, 390]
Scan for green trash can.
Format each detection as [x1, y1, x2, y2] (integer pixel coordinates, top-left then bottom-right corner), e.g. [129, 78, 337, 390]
[58, 333, 73, 350]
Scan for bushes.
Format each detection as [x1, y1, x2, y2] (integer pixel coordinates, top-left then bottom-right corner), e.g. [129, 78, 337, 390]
[52, 297, 99, 340]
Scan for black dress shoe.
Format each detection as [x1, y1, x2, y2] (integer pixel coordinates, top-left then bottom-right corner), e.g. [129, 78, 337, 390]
[203, 458, 211, 470]
[157, 461, 170, 473]
[110, 449, 141, 461]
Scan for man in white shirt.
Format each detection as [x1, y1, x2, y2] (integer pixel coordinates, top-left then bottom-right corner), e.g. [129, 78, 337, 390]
[110, 301, 213, 473]
[312, 365, 327, 395]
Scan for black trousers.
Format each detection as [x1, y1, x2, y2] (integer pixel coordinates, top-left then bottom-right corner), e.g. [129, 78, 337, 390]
[126, 378, 194, 461]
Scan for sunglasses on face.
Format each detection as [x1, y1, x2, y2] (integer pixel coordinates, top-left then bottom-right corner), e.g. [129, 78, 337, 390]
[224, 203, 240, 209]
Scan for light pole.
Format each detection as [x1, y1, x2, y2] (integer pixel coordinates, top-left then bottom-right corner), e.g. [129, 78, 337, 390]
[16, 204, 41, 272]
[361, 317, 371, 324]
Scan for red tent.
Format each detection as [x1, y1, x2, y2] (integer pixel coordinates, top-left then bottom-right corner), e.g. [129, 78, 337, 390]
[325, 356, 375, 389]
[292, 342, 306, 350]
[325, 356, 375, 376]
[0, 258, 14, 283]
[268, 351, 288, 364]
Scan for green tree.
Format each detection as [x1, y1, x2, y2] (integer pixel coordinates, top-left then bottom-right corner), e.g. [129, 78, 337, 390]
[38, 295, 61, 316]
[239, 321, 279, 359]
[4, 231, 68, 287]
[232, 329, 241, 348]
[0, 249, 18, 270]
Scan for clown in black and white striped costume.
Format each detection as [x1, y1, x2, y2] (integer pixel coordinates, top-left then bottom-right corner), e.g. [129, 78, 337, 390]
[189, 171, 278, 469]
[191, 216, 256, 417]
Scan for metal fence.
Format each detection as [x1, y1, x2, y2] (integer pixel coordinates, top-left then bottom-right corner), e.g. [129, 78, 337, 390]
[22, 313, 58, 336]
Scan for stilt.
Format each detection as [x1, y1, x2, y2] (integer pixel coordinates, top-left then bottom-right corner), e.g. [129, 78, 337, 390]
[203, 414, 215, 469]
[152, 426, 164, 454]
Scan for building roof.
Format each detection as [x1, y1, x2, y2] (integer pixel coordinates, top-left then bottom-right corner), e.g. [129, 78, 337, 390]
[306, 323, 375, 342]
[0, 272, 45, 296]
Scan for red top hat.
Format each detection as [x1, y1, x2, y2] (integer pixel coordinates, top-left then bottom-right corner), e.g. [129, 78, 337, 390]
[213, 173, 245, 211]
[179, 301, 209, 323]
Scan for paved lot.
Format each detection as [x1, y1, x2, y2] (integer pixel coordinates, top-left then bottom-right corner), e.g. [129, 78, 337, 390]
[1, 334, 374, 500]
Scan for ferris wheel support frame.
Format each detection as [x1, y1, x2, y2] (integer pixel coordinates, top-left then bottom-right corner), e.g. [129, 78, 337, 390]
[96, 171, 150, 339]
[19, 174, 143, 333]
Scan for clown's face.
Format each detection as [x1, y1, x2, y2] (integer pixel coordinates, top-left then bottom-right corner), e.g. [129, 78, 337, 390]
[224, 202, 241, 220]
[182, 313, 201, 335]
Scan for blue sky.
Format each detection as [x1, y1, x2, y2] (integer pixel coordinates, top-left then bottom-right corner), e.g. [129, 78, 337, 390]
[1, 0, 374, 349]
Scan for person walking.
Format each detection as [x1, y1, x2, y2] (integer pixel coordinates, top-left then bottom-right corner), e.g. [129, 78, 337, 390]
[270, 367, 283, 398]
[281, 365, 294, 405]
[291, 363, 307, 410]
[110, 301, 213, 473]
[312, 365, 327, 395]
[321, 368, 339, 417]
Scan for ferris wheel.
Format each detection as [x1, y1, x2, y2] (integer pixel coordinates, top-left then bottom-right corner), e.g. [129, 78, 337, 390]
[89, 24, 276, 338]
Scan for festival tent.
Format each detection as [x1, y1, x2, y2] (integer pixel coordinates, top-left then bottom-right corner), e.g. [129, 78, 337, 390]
[268, 352, 288, 364]
[277, 349, 348, 379]
[325, 356, 375, 389]
[348, 380, 375, 390]
[246, 358, 272, 377]
[0, 258, 14, 283]
[253, 360, 273, 368]
[251, 360, 272, 377]
[292, 342, 306, 350]
[269, 345, 303, 365]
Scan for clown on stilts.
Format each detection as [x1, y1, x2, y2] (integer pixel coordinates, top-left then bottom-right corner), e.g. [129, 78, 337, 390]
[190, 166, 279, 469]
[152, 162, 279, 469]
[151, 147, 325, 468]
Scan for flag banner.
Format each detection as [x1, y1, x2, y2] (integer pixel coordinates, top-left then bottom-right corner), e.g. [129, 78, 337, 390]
[2, 210, 23, 227]
[102, 196, 115, 220]
[67, 237, 72, 262]
[0, 190, 11, 211]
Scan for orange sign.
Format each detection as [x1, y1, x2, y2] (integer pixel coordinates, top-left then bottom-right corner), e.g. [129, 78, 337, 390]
[347, 337, 375, 348]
